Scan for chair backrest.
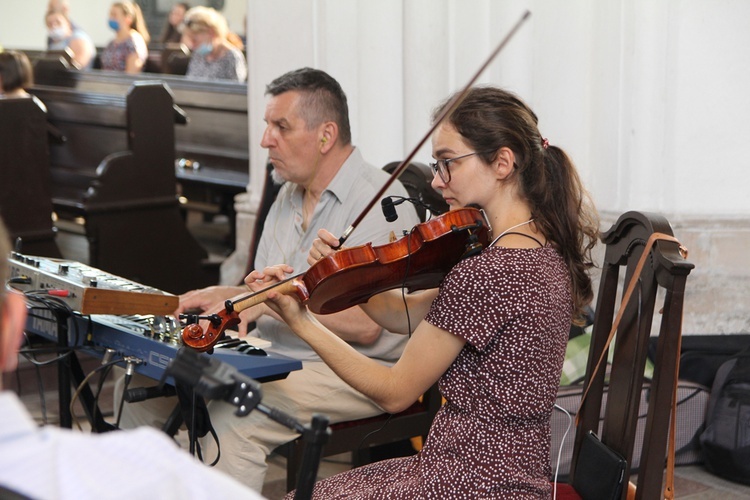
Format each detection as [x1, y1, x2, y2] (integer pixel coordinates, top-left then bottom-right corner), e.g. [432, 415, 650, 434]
[162, 45, 190, 75]
[570, 211, 694, 499]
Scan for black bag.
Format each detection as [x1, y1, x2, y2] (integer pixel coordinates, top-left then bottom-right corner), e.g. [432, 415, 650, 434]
[699, 348, 750, 485]
[572, 431, 626, 500]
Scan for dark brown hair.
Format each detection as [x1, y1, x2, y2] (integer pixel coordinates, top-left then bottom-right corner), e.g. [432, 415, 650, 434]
[0, 51, 33, 92]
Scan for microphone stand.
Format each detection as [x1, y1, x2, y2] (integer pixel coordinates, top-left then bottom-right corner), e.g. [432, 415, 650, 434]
[163, 347, 330, 500]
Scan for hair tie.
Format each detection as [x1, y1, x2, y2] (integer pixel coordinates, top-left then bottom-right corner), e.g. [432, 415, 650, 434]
[541, 137, 549, 150]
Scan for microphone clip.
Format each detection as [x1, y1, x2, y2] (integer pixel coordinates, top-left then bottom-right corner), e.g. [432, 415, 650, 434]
[381, 195, 439, 223]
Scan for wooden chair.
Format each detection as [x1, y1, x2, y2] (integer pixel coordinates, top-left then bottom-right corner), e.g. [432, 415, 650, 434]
[561, 211, 694, 499]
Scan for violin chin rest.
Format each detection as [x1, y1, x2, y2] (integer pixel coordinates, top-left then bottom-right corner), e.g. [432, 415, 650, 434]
[461, 242, 484, 259]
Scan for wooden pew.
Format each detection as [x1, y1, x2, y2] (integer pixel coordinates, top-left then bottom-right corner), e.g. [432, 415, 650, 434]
[27, 80, 218, 294]
[0, 97, 61, 257]
[143, 43, 191, 75]
[32, 58, 249, 249]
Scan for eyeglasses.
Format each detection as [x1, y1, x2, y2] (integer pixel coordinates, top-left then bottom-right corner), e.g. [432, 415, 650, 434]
[428, 151, 493, 183]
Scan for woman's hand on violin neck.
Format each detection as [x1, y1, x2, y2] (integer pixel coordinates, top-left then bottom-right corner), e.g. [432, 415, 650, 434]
[308, 229, 340, 266]
[265, 288, 312, 332]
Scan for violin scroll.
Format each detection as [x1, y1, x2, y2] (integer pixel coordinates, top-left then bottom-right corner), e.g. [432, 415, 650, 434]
[180, 276, 309, 352]
[181, 309, 240, 353]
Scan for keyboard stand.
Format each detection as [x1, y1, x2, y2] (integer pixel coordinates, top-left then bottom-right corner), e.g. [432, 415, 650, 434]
[52, 309, 115, 432]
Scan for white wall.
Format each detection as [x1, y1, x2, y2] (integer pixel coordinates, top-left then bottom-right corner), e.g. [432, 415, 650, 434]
[245, 0, 750, 219]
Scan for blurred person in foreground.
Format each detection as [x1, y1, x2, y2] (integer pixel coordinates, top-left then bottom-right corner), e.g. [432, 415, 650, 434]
[0, 217, 264, 500]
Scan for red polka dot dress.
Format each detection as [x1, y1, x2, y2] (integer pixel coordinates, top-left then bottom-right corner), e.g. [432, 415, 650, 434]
[299, 245, 572, 499]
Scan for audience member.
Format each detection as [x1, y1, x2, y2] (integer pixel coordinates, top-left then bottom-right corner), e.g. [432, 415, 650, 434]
[100, 1, 150, 73]
[46, 0, 70, 19]
[0, 51, 47, 114]
[45, 0, 75, 48]
[254, 86, 600, 498]
[118, 67, 420, 491]
[0, 51, 32, 98]
[182, 6, 247, 81]
[45, 10, 96, 69]
[159, 2, 190, 44]
[0, 217, 264, 500]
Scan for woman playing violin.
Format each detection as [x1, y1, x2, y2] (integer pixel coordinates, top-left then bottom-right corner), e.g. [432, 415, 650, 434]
[251, 86, 600, 498]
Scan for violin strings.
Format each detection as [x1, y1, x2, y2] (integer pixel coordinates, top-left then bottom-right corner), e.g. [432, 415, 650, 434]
[402, 226, 416, 337]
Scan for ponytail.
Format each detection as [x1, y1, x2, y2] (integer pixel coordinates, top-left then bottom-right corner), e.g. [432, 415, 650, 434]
[130, 2, 150, 44]
[115, 1, 151, 44]
[533, 144, 599, 323]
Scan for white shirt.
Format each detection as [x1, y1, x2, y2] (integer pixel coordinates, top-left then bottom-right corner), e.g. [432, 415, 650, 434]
[0, 392, 263, 500]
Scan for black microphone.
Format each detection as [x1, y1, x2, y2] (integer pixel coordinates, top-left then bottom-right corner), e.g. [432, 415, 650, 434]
[381, 197, 399, 222]
[382, 195, 441, 223]
[124, 384, 177, 403]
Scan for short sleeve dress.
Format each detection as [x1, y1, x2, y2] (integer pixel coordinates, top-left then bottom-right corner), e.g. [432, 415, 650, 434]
[100, 33, 147, 72]
[301, 245, 572, 499]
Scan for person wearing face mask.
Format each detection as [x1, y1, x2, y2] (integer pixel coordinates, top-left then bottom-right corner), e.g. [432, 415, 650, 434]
[45, 10, 95, 70]
[100, 1, 150, 73]
[182, 6, 247, 82]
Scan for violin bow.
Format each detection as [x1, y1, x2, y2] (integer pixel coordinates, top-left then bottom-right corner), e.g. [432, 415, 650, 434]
[337, 10, 532, 247]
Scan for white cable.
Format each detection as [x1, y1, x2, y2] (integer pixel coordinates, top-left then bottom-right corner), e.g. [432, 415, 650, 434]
[552, 402, 573, 500]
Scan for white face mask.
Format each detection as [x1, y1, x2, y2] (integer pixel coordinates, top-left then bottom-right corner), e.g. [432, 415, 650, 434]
[48, 26, 67, 40]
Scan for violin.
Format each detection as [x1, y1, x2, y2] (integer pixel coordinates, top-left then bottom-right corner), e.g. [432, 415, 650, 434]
[182, 207, 489, 352]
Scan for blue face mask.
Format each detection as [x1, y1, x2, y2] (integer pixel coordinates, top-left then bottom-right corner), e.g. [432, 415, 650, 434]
[195, 43, 212, 56]
[108, 19, 120, 31]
